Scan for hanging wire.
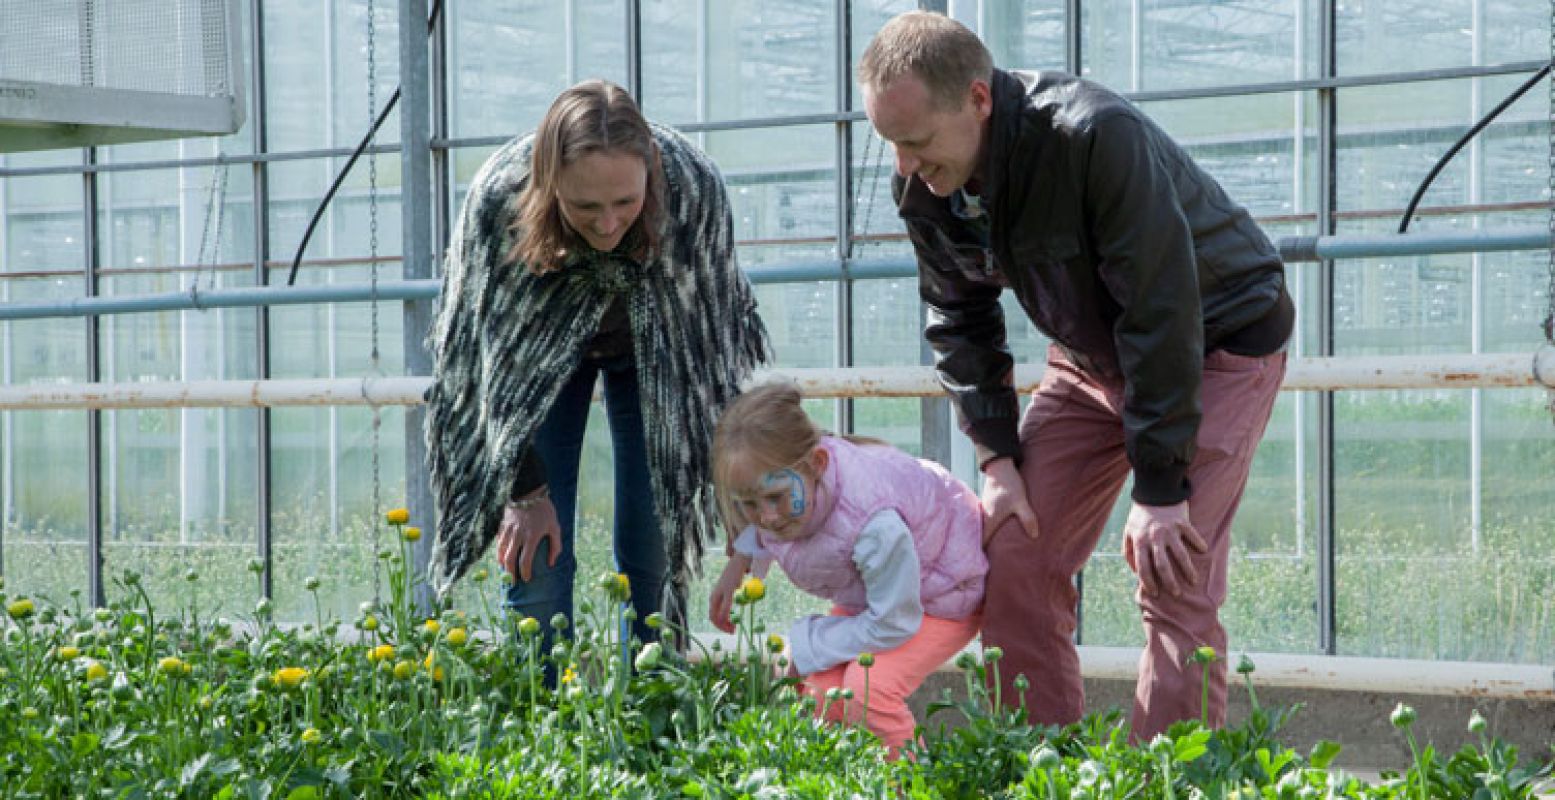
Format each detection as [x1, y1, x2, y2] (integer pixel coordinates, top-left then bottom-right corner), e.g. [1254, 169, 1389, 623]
[284, 0, 446, 288]
[1398, 62, 1551, 234]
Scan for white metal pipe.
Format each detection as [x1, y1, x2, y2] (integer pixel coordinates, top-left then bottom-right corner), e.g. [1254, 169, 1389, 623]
[1, 351, 1553, 410]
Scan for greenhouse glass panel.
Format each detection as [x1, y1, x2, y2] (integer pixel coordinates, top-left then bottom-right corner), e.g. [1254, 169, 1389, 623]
[702, 1, 837, 122]
[262, 0, 401, 152]
[708, 125, 836, 246]
[983, 0, 1067, 73]
[0, 283, 89, 604]
[1, 163, 90, 602]
[449, 0, 626, 139]
[1336, 0, 1473, 76]
[1082, 0, 1309, 91]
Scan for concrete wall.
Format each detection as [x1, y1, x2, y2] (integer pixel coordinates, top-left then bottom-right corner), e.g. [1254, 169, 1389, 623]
[909, 671, 1555, 772]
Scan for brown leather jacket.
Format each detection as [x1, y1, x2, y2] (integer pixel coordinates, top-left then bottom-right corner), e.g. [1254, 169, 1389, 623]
[896, 68, 1289, 505]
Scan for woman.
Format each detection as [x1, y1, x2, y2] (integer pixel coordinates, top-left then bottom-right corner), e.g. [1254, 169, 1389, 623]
[425, 79, 769, 646]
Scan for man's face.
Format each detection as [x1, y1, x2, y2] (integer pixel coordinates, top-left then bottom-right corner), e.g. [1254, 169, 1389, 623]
[863, 73, 991, 197]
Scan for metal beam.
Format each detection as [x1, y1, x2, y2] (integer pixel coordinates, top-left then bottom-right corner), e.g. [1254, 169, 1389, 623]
[1315, 0, 1339, 658]
[0, 227, 1548, 322]
[400, 0, 436, 606]
[3, 350, 1550, 411]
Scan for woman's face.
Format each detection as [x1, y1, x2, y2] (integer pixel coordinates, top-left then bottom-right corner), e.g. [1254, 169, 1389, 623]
[555, 150, 647, 252]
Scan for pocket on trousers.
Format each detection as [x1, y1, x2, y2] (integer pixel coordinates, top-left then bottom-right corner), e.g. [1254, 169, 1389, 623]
[1195, 350, 1279, 462]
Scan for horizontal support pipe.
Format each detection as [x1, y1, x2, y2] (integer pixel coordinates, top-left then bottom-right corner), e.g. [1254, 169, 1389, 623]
[0, 228, 1548, 322]
[1281, 226, 1552, 262]
[1, 351, 1550, 410]
[0, 280, 442, 321]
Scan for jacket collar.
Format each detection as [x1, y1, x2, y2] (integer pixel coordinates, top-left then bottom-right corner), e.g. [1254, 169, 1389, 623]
[895, 67, 1030, 222]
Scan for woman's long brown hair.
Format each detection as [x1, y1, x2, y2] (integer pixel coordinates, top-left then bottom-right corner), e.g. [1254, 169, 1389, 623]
[507, 79, 665, 273]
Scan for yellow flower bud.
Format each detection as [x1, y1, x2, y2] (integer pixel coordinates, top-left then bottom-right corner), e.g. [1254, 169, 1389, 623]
[423, 619, 441, 635]
[271, 667, 308, 689]
[6, 598, 35, 620]
[84, 660, 108, 682]
[158, 656, 188, 677]
[385, 508, 410, 525]
[393, 660, 414, 680]
[56, 646, 81, 662]
[301, 727, 321, 744]
[446, 627, 468, 647]
[368, 644, 395, 662]
[402, 526, 422, 542]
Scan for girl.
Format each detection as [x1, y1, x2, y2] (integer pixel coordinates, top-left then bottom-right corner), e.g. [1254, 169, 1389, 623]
[426, 80, 769, 648]
[708, 383, 987, 755]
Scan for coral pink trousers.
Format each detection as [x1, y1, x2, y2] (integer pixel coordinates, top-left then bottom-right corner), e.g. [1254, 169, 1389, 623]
[803, 608, 982, 755]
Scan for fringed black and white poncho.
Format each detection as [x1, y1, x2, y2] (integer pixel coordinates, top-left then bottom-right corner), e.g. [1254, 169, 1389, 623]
[424, 124, 770, 623]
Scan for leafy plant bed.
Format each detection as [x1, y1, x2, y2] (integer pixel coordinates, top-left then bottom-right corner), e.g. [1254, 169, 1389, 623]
[2, 513, 1550, 799]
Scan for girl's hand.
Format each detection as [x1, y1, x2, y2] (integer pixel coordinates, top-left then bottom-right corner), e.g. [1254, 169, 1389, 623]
[707, 559, 747, 634]
[496, 488, 562, 582]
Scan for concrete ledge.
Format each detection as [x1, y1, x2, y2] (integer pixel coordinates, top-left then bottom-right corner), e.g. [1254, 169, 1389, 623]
[692, 635, 1553, 768]
[1076, 645, 1555, 700]
[909, 647, 1555, 772]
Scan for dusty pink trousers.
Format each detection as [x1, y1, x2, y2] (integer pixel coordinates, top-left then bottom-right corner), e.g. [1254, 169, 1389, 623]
[803, 608, 983, 756]
[983, 345, 1286, 741]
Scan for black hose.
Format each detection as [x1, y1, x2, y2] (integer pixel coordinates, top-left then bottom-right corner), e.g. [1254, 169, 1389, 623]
[1398, 62, 1551, 234]
[285, 0, 446, 286]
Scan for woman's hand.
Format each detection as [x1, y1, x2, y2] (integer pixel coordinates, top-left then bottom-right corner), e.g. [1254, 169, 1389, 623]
[707, 556, 750, 634]
[496, 487, 563, 583]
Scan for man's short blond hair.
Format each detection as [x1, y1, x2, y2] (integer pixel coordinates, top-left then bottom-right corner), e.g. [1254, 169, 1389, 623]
[857, 11, 993, 111]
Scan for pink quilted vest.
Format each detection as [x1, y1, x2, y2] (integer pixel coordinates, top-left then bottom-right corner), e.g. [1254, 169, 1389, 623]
[757, 436, 987, 620]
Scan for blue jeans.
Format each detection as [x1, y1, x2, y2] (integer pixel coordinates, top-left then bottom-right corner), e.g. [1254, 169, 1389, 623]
[504, 353, 665, 649]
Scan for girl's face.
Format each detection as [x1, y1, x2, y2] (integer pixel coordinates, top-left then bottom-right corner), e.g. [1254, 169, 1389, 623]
[727, 447, 829, 541]
[555, 150, 647, 252]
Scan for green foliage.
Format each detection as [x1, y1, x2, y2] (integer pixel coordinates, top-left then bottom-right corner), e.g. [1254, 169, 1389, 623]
[1, 513, 1552, 798]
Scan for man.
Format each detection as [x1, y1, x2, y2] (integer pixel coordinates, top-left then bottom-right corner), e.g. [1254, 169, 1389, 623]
[858, 11, 1294, 739]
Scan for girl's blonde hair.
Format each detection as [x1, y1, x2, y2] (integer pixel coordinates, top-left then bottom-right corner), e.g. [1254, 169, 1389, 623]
[711, 382, 885, 537]
[507, 79, 666, 273]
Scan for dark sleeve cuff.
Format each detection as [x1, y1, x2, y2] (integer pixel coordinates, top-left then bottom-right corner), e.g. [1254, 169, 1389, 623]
[969, 418, 1022, 470]
[509, 447, 547, 501]
[1130, 464, 1191, 506]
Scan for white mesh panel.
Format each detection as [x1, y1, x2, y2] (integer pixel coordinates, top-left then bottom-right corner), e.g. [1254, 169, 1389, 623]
[0, 0, 231, 96]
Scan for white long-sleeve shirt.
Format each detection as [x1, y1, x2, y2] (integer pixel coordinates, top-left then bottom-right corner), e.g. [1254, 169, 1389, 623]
[734, 510, 924, 675]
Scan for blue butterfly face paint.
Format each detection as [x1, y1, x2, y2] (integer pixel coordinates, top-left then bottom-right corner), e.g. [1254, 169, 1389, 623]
[731, 462, 813, 540]
[762, 468, 807, 519]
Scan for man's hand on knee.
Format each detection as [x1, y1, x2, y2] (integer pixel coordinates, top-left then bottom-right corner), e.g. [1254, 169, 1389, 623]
[979, 457, 1040, 545]
[1121, 501, 1207, 598]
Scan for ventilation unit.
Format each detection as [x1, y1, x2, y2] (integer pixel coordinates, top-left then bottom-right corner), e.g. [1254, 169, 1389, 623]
[0, 0, 245, 152]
